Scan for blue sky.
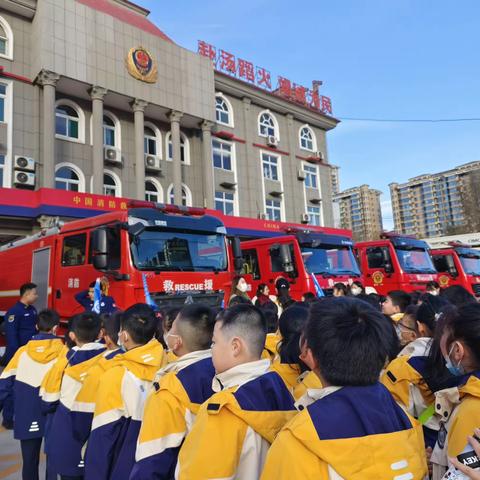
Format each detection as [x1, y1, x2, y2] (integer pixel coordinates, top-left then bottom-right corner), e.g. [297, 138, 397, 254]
[141, 0, 480, 229]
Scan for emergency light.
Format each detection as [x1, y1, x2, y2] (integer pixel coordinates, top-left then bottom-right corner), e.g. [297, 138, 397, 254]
[127, 200, 206, 216]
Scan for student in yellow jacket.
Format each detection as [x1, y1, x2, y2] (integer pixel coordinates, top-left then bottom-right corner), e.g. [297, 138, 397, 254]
[0, 309, 63, 480]
[84, 304, 165, 480]
[261, 297, 428, 480]
[176, 304, 297, 480]
[431, 303, 480, 479]
[382, 290, 412, 325]
[71, 312, 123, 447]
[131, 304, 217, 480]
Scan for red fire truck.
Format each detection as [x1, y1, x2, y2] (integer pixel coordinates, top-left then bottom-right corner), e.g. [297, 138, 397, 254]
[431, 242, 480, 297]
[0, 202, 241, 323]
[355, 233, 438, 296]
[235, 226, 361, 299]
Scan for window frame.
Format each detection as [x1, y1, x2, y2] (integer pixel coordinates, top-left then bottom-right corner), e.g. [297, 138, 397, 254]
[262, 152, 279, 181]
[55, 162, 86, 192]
[258, 110, 279, 140]
[215, 190, 235, 216]
[55, 99, 86, 144]
[145, 177, 163, 203]
[103, 170, 122, 197]
[0, 16, 13, 60]
[307, 206, 321, 226]
[299, 125, 317, 152]
[61, 233, 87, 267]
[167, 183, 193, 207]
[215, 93, 234, 127]
[144, 121, 162, 158]
[303, 163, 318, 189]
[265, 199, 282, 221]
[100, 111, 122, 151]
[212, 138, 233, 171]
[165, 131, 190, 165]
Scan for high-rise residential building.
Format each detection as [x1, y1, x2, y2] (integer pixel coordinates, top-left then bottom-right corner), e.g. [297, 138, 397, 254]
[334, 184, 383, 241]
[390, 161, 480, 238]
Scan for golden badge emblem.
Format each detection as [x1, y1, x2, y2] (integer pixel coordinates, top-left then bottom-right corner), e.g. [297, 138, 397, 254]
[126, 46, 158, 83]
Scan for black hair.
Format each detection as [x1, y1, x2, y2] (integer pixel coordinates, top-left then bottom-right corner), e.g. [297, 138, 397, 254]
[333, 283, 348, 295]
[387, 290, 412, 313]
[216, 304, 267, 358]
[441, 285, 476, 307]
[305, 298, 393, 386]
[416, 295, 450, 334]
[37, 309, 60, 332]
[278, 305, 309, 372]
[261, 308, 279, 334]
[176, 304, 216, 351]
[20, 282, 37, 297]
[101, 311, 122, 345]
[351, 281, 364, 292]
[358, 293, 382, 311]
[228, 295, 252, 306]
[89, 281, 96, 289]
[302, 292, 317, 303]
[409, 290, 424, 305]
[70, 312, 102, 343]
[121, 304, 157, 345]
[426, 281, 440, 290]
[256, 283, 268, 296]
[443, 303, 480, 368]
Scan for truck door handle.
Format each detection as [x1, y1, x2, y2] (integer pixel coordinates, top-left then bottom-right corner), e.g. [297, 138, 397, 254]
[56, 289, 61, 299]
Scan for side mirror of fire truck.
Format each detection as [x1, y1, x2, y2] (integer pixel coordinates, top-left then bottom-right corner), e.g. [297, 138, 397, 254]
[91, 227, 108, 271]
[231, 237, 243, 273]
[279, 244, 294, 274]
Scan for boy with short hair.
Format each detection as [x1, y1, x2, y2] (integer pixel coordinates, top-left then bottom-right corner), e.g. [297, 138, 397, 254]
[382, 289, 412, 323]
[0, 309, 63, 480]
[261, 297, 427, 479]
[85, 304, 165, 480]
[176, 304, 296, 480]
[131, 304, 216, 479]
[71, 312, 123, 447]
[46, 312, 105, 480]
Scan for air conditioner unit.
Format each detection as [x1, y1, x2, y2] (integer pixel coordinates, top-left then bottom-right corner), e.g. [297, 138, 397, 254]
[301, 213, 310, 224]
[104, 147, 121, 164]
[14, 156, 35, 172]
[258, 212, 267, 220]
[14, 170, 35, 187]
[316, 151, 324, 161]
[144, 154, 161, 172]
[297, 169, 307, 181]
[267, 135, 278, 147]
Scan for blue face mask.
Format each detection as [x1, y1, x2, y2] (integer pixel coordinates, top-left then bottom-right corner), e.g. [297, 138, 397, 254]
[444, 343, 465, 376]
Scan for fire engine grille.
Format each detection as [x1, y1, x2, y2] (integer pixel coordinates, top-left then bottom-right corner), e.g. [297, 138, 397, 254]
[472, 284, 480, 296]
[151, 291, 225, 309]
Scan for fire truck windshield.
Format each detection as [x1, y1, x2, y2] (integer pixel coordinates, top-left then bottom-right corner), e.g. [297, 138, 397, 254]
[459, 253, 480, 275]
[395, 247, 436, 274]
[130, 229, 227, 272]
[301, 245, 360, 277]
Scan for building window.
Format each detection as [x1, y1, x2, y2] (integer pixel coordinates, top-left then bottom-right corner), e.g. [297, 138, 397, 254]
[103, 115, 116, 147]
[258, 111, 278, 138]
[0, 83, 6, 122]
[266, 199, 281, 221]
[299, 126, 316, 151]
[215, 95, 233, 126]
[307, 206, 321, 226]
[103, 172, 120, 197]
[212, 139, 232, 170]
[0, 154, 4, 187]
[144, 126, 157, 155]
[215, 191, 235, 215]
[304, 164, 318, 189]
[145, 179, 163, 202]
[0, 16, 13, 60]
[262, 153, 279, 181]
[167, 183, 192, 207]
[55, 101, 85, 142]
[55, 164, 85, 192]
[166, 132, 190, 165]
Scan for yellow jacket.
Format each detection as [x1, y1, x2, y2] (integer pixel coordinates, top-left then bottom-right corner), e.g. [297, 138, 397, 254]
[271, 362, 302, 392]
[261, 383, 428, 480]
[176, 359, 296, 480]
[431, 372, 480, 479]
[264, 332, 282, 361]
[293, 370, 323, 401]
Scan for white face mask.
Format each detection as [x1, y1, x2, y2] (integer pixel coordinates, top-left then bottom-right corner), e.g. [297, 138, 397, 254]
[237, 281, 248, 293]
[351, 287, 362, 296]
[429, 290, 439, 296]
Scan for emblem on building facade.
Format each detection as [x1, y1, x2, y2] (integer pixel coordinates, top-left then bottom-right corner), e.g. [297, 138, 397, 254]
[126, 47, 158, 83]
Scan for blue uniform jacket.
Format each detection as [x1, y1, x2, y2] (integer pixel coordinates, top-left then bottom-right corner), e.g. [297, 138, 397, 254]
[4, 301, 37, 362]
[74, 290, 117, 314]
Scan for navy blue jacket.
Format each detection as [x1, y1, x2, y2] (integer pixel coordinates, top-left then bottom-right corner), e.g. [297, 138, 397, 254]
[4, 301, 38, 362]
[74, 290, 117, 314]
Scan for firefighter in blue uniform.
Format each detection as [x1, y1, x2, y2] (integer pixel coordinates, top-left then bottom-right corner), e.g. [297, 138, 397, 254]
[74, 277, 117, 314]
[1, 282, 38, 429]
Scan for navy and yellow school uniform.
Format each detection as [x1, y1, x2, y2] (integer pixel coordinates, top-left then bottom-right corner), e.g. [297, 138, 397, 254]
[293, 369, 323, 402]
[131, 349, 215, 480]
[271, 362, 302, 392]
[70, 348, 123, 447]
[431, 372, 480, 480]
[84, 339, 165, 480]
[261, 383, 428, 480]
[176, 359, 296, 480]
[47, 342, 106, 477]
[263, 332, 282, 362]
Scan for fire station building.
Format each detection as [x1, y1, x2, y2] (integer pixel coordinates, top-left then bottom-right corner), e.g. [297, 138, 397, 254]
[0, 0, 339, 237]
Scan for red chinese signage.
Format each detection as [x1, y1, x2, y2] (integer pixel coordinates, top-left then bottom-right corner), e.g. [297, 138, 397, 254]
[198, 40, 333, 115]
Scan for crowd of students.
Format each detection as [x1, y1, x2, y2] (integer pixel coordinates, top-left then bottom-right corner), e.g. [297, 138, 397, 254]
[0, 280, 480, 479]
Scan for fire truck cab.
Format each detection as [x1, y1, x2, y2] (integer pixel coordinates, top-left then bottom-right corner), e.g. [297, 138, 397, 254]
[0, 202, 239, 323]
[355, 233, 438, 296]
[240, 229, 361, 299]
[431, 242, 480, 297]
